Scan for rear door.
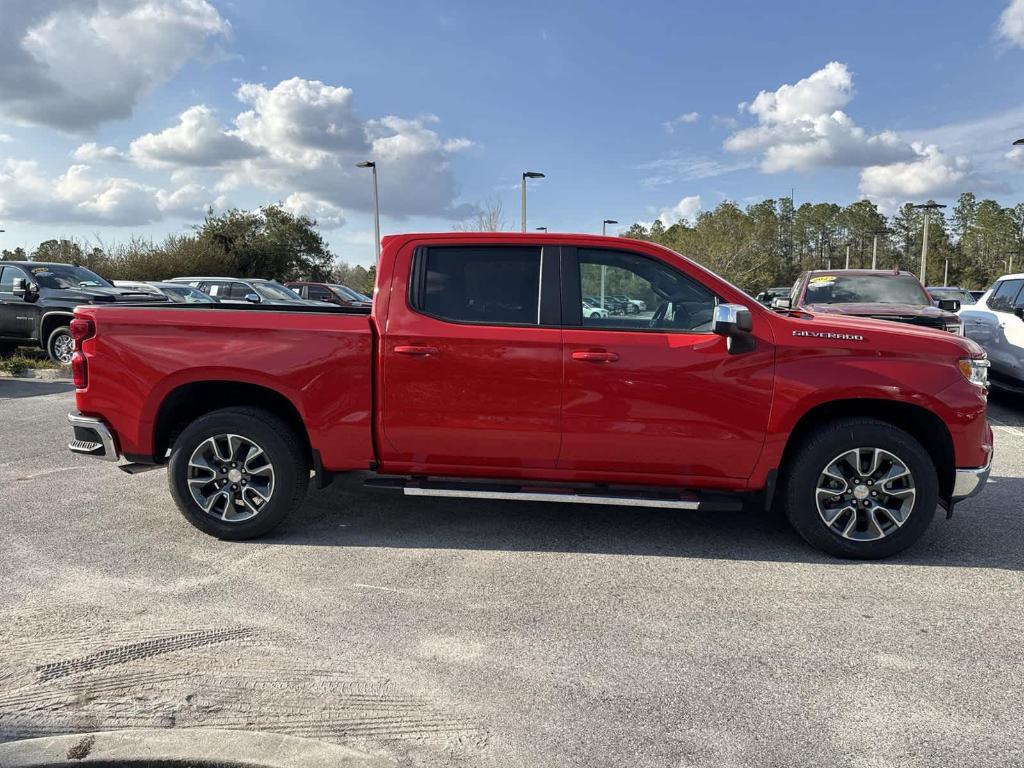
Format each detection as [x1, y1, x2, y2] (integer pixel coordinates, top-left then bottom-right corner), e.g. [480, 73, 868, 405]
[380, 243, 563, 470]
[966, 279, 1024, 376]
[558, 246, 775, 482]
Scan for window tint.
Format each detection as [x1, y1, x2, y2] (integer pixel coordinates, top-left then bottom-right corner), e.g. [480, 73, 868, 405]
[577, 249, 717, 333]
[416, 246, 541, 325]
[988, 279, 1023, 313]
[306, 285, 332, 301]
[227, 282, 252, 300]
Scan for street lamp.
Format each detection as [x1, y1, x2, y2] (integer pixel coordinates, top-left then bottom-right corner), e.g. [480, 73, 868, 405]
[535, 226, 547, 232]
[602, 219, 618, 236]
[910, 202, 946, 284]
[356, 161, 380, 265]
[521, 171, 545, 232]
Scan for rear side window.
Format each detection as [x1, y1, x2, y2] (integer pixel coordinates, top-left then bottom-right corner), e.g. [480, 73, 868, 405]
[306, 284, 332, 301]
[988, 279, 1023, 313]
[227, 282, 252, 300]
[412, 246, 542, 325]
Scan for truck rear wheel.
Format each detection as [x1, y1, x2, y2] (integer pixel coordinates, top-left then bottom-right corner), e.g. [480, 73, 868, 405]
[782, 418, 938, 559]
[47, 326, 74, 365]
[168, 407, 309, 540]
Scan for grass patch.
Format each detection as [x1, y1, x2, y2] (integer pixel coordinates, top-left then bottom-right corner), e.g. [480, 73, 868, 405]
[0, 348, 62, 375]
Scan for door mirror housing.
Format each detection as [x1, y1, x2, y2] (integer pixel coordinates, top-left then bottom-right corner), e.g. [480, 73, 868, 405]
[11, 277, 27, 296]
[712, 303, 755, 354]
[771, 296, 792, 310]
[244, 292, 261, 303]
[1015, 307, 1024, 321]
[937, 298, 961, 312]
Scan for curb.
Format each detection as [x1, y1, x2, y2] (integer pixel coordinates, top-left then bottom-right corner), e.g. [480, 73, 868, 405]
[0, 368, 69, 380]
[0, 728, 394, 767]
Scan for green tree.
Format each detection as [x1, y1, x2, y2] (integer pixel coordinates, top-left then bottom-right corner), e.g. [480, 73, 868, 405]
[195, 204, 335, 281]
[1, 247, 27, 261]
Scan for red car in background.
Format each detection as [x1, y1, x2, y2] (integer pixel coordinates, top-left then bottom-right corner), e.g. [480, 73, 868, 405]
[777, 269, 963, 335]
[286, 281, 372, 308]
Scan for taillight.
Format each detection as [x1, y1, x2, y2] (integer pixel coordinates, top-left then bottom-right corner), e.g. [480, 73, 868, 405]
[69, 318, 95, 389]
[71, 352, 87, 388]
[69, 317, 95, 347]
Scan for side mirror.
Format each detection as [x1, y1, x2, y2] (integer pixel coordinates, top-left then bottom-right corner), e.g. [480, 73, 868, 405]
[713, 303, 755, 354]
[244, 292, 261, 303]
[771, 296, 792, 310]
[11, 277, 27, 296]
[1015, 307, 1023, 321]
[937, 298, 961, 312]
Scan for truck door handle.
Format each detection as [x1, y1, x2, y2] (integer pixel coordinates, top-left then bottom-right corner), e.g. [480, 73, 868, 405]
[394, 345, 439, 356]
[571, 350, 619, 363]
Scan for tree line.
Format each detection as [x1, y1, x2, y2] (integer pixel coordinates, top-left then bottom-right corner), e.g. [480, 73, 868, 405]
[622, 193, 1024, 291]
[0, 204, 377, 296]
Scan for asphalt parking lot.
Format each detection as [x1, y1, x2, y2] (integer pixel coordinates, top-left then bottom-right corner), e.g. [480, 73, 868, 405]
[1, 379, 1023, 767]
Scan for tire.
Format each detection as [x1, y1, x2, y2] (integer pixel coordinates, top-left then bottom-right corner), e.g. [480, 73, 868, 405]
[46, 326, 75, 365]
[781, 418, 938, 559]
[168, 407, 310, 540]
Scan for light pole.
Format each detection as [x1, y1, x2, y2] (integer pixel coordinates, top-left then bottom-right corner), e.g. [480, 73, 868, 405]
[845, 243, 851, 269]
[910, 202, 946, 284]
[356, 161, 380, 265]
[870, 230, 886, 270]
[521, 171, 545, 232]
[535, 226, 547, 232]
[602, 219, 617, 236]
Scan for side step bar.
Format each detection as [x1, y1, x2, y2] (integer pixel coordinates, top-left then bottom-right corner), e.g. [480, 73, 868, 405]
[365, 477, 743, 512]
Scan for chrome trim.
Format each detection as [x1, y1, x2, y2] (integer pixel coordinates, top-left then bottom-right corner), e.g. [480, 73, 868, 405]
[951, 451, 993, 502]
[403, 487, 700, 509]
[67, 413, 119, 461]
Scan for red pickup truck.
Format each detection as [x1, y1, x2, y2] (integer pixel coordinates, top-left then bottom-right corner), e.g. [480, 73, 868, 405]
[66, 233, 993, 559]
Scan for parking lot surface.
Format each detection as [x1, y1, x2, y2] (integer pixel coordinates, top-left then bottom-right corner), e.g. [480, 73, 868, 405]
[1, 379, 1023, 767]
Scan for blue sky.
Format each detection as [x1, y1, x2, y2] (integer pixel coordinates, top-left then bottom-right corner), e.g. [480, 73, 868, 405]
[2, 0, 1024, 266]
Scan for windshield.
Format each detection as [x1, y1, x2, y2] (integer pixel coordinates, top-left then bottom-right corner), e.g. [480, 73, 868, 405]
[253, 280, 304, 301]
[29, 264, 111, 289]
[331, 284, 371, 302]
[803, 274, 930, 305]
[929, 287, 976, 305]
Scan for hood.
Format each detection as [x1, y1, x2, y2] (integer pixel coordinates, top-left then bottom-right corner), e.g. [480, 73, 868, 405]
[781, 308, 984, 357]
[51, 285, 166, 303]
[803, 302, 956, 320]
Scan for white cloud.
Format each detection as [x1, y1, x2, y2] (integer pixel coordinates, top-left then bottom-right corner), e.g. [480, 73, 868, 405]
[1007, 145, 1024, 165]
[0, 133, 12, 143]
[129, 105, 259, 167]
[859, 143, 970, 201]
[155, 182, 214, 216]
[0, 1, 230, 132]
[72, 142, 125, 162]
[658, 195, 702, 226]
[282, 192, 346, 229]
[0, 160, 161, 225]
[663, 112, 700, 132]
[724, 62, 915, 172]
[998, 0, 1024, 46]
[636, 153, 753, 187]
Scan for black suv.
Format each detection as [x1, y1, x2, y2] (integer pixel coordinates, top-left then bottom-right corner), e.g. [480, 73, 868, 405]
[0, 262, 164, 364]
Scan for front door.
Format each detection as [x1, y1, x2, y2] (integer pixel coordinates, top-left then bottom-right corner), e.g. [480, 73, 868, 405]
[380, 243, 563, 471]
[558, 247, 775, 482]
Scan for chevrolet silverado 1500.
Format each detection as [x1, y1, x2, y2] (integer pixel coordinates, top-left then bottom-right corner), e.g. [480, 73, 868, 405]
[67, 233, 993, 558]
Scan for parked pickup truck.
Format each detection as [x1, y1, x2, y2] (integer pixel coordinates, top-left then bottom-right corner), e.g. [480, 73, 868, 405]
[66, 233, 993, 559]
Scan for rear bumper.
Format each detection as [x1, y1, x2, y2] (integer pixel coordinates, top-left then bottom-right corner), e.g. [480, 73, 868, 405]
[951, 450, 993, 503]
[67, 412, 119, 462]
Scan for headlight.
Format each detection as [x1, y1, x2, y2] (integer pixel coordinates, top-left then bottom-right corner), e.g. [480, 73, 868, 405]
[958, 357, 990, 387]
[945, 322, 964, 335]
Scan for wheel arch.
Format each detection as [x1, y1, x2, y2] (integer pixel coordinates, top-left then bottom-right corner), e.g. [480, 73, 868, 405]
[152, 380, 313, 468]
[40, 311, 75, 345]
[778, 398, 956, 504]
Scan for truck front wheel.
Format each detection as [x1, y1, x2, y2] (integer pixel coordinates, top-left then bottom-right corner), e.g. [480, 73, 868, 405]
[168, 407, 310, 540]
[782, 418, 938, 559]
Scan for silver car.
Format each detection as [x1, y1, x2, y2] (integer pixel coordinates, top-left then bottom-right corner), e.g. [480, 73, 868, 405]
[960, 274, 1024, 390]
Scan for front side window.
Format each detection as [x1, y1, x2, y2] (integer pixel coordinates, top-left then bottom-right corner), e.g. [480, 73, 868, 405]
[0, 266, 22, 292]
[987, 279, 1023, 313]
[577, 249, 717, 333]
[307, 285, 332, 301]
[415, 246, 541, 325]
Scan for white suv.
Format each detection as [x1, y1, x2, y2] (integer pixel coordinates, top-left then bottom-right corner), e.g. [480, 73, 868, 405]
[961, 274, 1024, 390]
